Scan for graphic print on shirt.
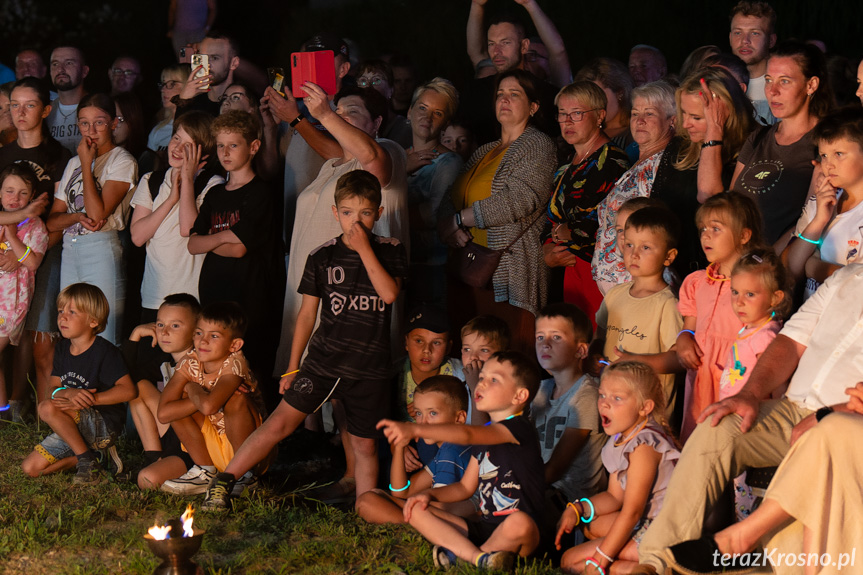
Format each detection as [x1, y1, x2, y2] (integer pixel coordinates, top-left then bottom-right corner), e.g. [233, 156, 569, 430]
[476, 449, 523, 517]
[208, 208, 240, 233]
[738, 159, 784, 196]
[63, 166, 102, 236]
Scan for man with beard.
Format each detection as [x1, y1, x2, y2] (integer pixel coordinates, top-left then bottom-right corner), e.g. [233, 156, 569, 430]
[173, 31, 239, 118]
[45, 46, 89, 153]
[729, 1, 778, 125]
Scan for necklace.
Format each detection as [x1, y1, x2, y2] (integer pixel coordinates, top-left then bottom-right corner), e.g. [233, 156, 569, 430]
[573, 132, 604, 166]
[705, 264, 730, 283]
[614, 417, 648, 447]
[737, 314, 775, 338]
[56, 103, 77, 121]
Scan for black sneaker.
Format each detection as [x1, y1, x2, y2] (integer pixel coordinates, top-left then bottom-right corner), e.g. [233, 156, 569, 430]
[432, 545, 459, 570]
[476, 551, 516, 571]
[202, 472, 236, 512]
[73, 457, 104, 485]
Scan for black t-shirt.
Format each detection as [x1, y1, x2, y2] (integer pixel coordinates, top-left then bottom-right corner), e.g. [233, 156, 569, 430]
[734, 124, 816, 244]
[0, 138, 71, 199]
[461, 73, 560, 147]
[192, 176, 283, 320]
[471, 415, 546, 525]
[299, 234, 408, 380]
[52, 337, 130, 433]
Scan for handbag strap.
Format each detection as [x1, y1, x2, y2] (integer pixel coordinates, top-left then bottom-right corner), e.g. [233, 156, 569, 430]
[501, 208, 546, 253]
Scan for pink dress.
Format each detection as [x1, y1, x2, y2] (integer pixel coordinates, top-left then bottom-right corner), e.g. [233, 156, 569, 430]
[0, 218, 48, 344]
[678, 264, 743, 441]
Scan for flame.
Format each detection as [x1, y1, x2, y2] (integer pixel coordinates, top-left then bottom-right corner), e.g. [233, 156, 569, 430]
[148, 523, 171, 540]
[181, 504, 194, 537]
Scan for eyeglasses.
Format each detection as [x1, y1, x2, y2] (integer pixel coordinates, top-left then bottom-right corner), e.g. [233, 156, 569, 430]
[357, 77, 385, 89]
[77, 119, 110, 131]
[111, 68, 139, 77]
[219, 92, 249, 105]
[557, 109, 600, 123]
[157, 80, 182, 90]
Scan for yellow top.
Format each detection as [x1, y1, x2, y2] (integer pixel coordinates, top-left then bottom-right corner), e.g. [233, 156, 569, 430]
[451, 150, 505, 247]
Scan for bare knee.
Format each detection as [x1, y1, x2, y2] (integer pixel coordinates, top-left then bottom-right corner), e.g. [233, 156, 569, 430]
[21, 452, 48, 478]
[351, 436, 377, 458]
[37, 399, 60, 421]
[137, 466, 161, 490]
[224, 392, 250, 415]
[355, 490, 379, 518]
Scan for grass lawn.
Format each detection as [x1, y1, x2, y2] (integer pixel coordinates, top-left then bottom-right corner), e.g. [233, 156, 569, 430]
[0, 420, 563, 574]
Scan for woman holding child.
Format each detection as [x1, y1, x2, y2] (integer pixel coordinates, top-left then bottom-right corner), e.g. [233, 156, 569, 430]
[440, 69, 557, 351]
[47, 93, 138, 345]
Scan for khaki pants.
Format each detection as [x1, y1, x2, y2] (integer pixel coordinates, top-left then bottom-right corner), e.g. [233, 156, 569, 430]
[638, 398, 811, 571]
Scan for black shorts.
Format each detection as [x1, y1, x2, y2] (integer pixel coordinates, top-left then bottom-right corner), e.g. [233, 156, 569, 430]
[466, 518, 499, 546]
[282, 370, 391, 438]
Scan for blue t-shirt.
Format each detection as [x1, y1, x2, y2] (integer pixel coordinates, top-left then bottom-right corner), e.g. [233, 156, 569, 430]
[425, 442, 471, 487]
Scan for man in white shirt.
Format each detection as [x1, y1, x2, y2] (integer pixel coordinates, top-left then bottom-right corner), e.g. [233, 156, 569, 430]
[729, 1, 777, 125]
[638, 263, 863, 573]
[45, 45, 89, 153]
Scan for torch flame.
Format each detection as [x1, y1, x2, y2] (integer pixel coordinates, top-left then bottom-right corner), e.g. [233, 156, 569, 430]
[181, 504, 194, 537]
[148, 523, 171, 540]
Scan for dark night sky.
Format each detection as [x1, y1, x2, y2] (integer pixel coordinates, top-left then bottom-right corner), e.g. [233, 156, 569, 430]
[2, 0, 860, 98]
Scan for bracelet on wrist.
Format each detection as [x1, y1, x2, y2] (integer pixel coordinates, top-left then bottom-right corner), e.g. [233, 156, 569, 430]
[579, 497, 596, 523]
[290, 113, 305, 128]
[565, 501, 582, 525]
[51, 386, 68, 399]
[595, 546, 615, 563]
[584, 558, 606, 575]
[795, 231, 823, 247]
[815, 406, 834, 422]
[17, 246, 31, 263]
[701, 140, 723, 148]
[677, 329, 696, 339]
[389, 479, 410, 492]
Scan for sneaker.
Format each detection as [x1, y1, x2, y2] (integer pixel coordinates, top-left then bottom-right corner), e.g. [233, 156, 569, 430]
[202, 472, 236, 512]
[73, 457, 104, 485]
[432, 545, 459, 570]
[161, 465, 218, 495]
[231, 471, 258, 497]
[476, 551, 516, 571]
[96, 444, 124, 475]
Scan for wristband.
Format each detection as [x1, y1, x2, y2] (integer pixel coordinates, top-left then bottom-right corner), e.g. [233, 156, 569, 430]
[289, 113, 305, 128]
[51, 386, 67, 399]
[795, 232, 823, 247]
[701, 140, 723, 148]
[595, 546, 615, 563]
[0, 404, 8, 412]
[579, 497, 596, 523]
[17, 246, 31, 263]
[584, 558, 606, 575]
[565, 501, 582, 525]
[677, 329, 696, 339]
[389, 480, 410, 492]
[455, 211, 464, 229]
[815, 406, 834, 422]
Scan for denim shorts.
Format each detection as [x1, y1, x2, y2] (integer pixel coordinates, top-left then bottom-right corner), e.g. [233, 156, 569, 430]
[35, 408, 116, 464]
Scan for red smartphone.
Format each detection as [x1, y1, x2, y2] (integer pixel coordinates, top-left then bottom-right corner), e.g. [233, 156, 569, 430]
[290, 51, 337, 98]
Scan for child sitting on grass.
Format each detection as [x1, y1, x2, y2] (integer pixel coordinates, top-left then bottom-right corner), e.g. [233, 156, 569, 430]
[459, 315, 510, 425]
[594, 206, 684, 423]
[532, 303, 607, 516]
[201, 169, 408, 511]
[378, 351, 545, 571]
[357, 375, 475, 524]
[122, 293, 201, 489]
[555, 362, 679, 574]
[156, 301, 268, 496]
[21, 283, 137, 484]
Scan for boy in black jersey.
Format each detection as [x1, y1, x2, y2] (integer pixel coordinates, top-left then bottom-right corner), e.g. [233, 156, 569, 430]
[202, 170, 408, 511]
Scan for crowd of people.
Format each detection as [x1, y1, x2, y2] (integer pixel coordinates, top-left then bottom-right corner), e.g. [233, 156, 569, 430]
[2, 0, 863, 572]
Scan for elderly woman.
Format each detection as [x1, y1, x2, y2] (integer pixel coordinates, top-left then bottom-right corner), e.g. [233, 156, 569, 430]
[404, 77, 462, 308]
[592, 81, 676, 294]
[441, 69, 556, 351]
[277, 84, 408, 362]
[732, 40, 833, 247]
[651, 67, 755, 277]
[541, 81, 629, 320]
[575, 58, 636, 162]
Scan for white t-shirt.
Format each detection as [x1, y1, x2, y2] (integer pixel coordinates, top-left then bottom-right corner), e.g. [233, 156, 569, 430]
[129, 167, 224, 309]
[55, 146, 138, 235]
[795, 189, 863, 297]
[746, 75, 777, 125]
[46, 100, 82, 153]
[147, 121, 174, 152]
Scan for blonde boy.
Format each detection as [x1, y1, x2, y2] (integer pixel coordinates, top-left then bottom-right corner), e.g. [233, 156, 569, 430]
[21, 284, 137, 484]
[378, 351, 546, 571]
[357, 375, 474, 524]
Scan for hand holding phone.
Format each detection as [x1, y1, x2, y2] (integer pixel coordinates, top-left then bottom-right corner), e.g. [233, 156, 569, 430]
[290, 51, 337, 98]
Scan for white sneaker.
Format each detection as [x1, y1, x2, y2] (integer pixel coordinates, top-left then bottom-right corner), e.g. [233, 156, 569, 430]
[231, 471, 258, 497]
[160, 465, 217, 495]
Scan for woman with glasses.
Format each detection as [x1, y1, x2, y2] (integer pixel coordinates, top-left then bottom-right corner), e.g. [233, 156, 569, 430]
[47, 93, 138, 345]
[540, 81, 629, 320]
[356, 60, 412, 149]
[147, 64, 190, 166]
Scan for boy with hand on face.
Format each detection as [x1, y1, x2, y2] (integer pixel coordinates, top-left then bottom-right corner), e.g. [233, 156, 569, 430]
[531, 303, 607, 535]
[378, 351, 546, 571]
[201, 170, 408, 511]
[21, 284, 137, 484]
[357, 375, 475, 524]
[459, 315, 510, 425]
